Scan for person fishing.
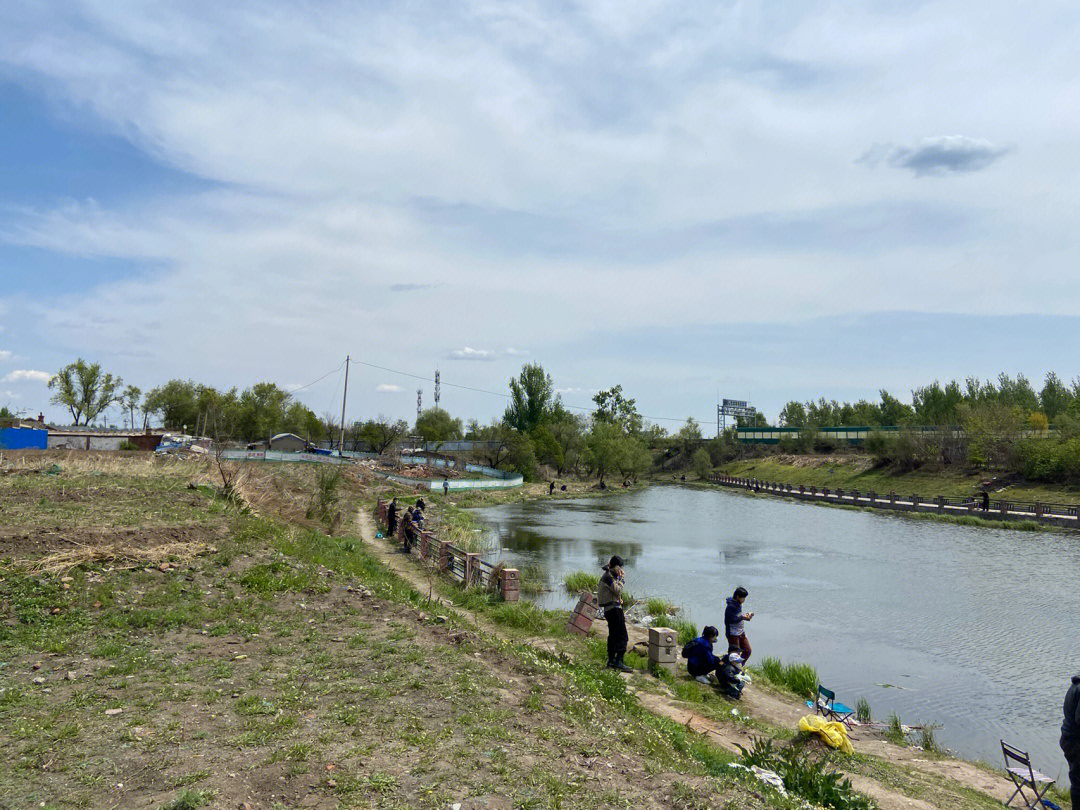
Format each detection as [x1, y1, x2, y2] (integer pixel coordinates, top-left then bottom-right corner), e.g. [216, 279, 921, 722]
[598, 555, 632, 672]
[386, 497, 399, 539]
[725, 586, 754, 665]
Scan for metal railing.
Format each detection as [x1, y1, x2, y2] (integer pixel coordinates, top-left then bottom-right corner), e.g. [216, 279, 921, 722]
[708, 474, 1080, 525]
[375, 499, 518, 598]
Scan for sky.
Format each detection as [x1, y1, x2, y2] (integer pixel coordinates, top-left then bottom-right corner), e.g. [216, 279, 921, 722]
[1, 1, 1079, 429]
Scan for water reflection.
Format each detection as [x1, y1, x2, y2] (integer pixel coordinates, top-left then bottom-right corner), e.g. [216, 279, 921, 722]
[470, 485, 1080, 782]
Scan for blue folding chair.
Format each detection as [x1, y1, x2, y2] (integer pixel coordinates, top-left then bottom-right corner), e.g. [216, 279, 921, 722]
[815, 684, 855, 727]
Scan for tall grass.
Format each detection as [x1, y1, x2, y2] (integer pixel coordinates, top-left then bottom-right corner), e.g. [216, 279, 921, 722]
[646, 597, 678, 617]
[855, 697, 872, 723]
[756, 656, 818, 698]
[918, 722, 940, 752]
[885, 712, 905, 744]
[563, 571, 599, 594]
[673, 618, 698, 646]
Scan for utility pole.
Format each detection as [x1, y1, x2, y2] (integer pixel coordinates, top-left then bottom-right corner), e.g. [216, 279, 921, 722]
[339, 355, 350, 452]
[416, 388, 423, 422]
[434, 369, 440, 408]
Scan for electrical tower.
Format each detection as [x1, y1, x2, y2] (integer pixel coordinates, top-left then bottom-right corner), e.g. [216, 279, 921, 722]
[416, 388, 423, 422]
[434, 369, 440, 408]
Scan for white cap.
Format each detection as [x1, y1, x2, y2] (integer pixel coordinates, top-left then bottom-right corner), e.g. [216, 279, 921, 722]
[727, 652, 744, 663]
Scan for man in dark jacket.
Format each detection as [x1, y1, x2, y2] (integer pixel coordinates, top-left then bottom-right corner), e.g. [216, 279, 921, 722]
[724, 587, 754, 665]
[1062, 674, 1080, 810]
[386, 497, 398, 538]
[684, 626, 722, 684]
[598, 555, 631, 672]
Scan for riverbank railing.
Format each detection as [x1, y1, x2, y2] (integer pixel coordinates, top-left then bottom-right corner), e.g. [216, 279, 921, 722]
[707, 474, 1080, 528]
[375, 498, 520, 600]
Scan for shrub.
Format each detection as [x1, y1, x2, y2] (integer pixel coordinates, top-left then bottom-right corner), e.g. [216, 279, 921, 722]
[646, 597, 677, 617]
[885, 712, 905, 744]
[305, 466, 342, 527]
[735, 737, 872, 810]
[673, 618, 698, 646]
[919, 722, 940, 752]
[563, 571, 599, 594]
[118, 440, 139, 451]
[754, 656, 818, 698]
[691, 447, 712, 479]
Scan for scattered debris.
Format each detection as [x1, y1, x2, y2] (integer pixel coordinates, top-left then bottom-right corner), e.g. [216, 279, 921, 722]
[24, 540, 216, 575]
[104, 708, 123, 716]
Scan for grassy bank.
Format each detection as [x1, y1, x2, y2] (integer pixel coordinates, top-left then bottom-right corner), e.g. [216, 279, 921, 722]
[0, 453, 789, 810]
[717, 454, 1080, 505]
[4, 452, 1053, 810]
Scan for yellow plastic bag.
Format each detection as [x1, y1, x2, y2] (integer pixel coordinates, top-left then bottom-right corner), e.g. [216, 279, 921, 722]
[798, 714, 854, 754]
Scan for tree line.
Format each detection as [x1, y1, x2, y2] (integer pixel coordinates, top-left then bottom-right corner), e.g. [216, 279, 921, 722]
[42, 358, 717, 483]
[771, 372, 1080, 483]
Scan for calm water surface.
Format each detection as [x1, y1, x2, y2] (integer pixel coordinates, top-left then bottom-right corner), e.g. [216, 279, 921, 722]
[471, 485, 1080, 780]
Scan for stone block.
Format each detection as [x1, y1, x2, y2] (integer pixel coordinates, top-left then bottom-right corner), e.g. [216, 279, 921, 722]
[500, 568, 520, 602]
[573, 591, 599, 620]
[566, 611, 593, 635]
[648, 627, 676, 648]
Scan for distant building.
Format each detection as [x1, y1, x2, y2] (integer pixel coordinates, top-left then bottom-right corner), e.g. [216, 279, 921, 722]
[47, 429, 164, 451]
[247, 433, 307, 453]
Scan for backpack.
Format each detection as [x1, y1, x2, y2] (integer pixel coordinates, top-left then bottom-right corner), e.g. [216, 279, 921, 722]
[681, 639, 698, 659]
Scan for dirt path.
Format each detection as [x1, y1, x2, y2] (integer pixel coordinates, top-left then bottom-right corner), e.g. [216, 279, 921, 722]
[355, 509, 1015, 810]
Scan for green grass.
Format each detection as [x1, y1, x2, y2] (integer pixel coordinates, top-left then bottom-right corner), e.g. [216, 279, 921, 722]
[755, 657, 818, 698]
[158, 789, 217, 810]
[718, 454, 1080, 505]
[563, 570, 600, 594]
[672, 618, 699, 646]
[856, 696, 872, 723]
[885, 712, 906, 745]
[646, 597, 678, 617]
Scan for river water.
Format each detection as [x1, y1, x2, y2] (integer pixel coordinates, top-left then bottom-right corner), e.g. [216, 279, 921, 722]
[471, 485, 1079, 780]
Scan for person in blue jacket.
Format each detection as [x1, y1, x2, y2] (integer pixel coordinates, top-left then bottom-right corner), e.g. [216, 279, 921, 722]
[684, 625, 722, 684]
[724, 586, 754, 665]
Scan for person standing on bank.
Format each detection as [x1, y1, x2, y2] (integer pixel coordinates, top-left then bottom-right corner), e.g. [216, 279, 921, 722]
[725, 586, 754, 665]
[1062, 672, 1080, 810]
[387, 497, 399, 539]
[598, 555, 632, 672]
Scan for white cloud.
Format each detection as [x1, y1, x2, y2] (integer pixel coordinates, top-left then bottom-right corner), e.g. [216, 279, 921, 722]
[376, 383, 403, 392]
[0, 350, 11, 362]
[555, 387, 582, 394]
[3, 370, 53, 383]
[1, 390, 18, 400]
[449, 347, 496, 361]
[0, 2, 1078, 426]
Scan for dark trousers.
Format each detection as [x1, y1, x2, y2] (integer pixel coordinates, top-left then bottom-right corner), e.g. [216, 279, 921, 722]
[1063, 742, 1078, 810]
[604, 607, 628, 661]
[727, 633, 752, 664]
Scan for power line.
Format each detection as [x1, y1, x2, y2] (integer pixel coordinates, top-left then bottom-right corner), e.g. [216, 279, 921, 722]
[290, 360, 347, 393]
[348, 358, 715, 425]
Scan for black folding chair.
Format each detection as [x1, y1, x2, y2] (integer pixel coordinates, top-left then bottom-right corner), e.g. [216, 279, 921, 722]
[1001, 740, 1055, 809]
